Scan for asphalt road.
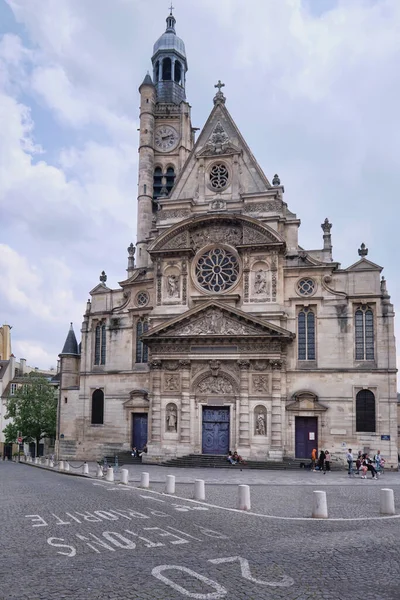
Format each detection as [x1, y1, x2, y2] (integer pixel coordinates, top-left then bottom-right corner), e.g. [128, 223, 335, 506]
[1, 461, 399, 600]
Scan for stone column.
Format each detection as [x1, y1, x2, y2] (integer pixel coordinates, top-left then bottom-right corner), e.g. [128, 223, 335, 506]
[237, 360, 251, 448]
[149, 360, 162, 443]
[269, 360, 283, 460]
[179, 360, 191, 446]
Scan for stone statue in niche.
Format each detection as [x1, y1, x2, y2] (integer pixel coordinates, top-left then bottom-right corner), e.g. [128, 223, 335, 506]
[254, 269, 268, 294]
[165, 374, 180, 391]
[253, 375, 269, 393]
[255, 410, 266, 436]
[167, 274, 180, 298]
[166, 404, 178, 432]
[197, 376, 233, 395]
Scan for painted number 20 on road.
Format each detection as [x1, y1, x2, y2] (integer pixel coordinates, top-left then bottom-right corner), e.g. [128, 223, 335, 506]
[152, 555, 294, 598]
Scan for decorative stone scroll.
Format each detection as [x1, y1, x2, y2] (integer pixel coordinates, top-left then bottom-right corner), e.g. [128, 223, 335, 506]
[243, 201, 281, 214]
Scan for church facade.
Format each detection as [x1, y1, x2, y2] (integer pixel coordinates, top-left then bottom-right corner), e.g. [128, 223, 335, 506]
[57, 11, 398, 467]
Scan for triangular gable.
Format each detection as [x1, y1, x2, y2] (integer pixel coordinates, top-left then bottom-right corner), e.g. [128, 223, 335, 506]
[90, 283, 111, 295]
[143, 300, 294, 340]
[345, 258, 383, 272]
[170, 102, 271, 200]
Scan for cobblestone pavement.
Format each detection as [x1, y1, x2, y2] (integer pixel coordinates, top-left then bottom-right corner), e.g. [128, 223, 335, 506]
[1, 461, 399, 600]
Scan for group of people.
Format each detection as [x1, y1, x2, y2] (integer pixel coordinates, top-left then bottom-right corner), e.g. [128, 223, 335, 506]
[227, 450, 245, 465]
[310, 448, 331, 473]
[347, 448, 385, 479]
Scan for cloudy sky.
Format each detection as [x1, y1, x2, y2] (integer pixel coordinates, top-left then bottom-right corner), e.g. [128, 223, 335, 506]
[0, 0, 399, 376]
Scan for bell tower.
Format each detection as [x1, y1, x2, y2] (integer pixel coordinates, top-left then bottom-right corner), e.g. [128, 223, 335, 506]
[136, 9, 194, 267]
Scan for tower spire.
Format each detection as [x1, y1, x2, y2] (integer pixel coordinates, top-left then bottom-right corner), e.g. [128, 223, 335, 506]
[166, 5, 176, 33]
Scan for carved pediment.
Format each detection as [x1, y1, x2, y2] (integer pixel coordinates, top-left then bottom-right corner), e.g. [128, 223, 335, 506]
[142, 301, 294, 342]
[286, 391, 327, 413]
[123, 389, 149, 409]
[345, 258, 383, 272]
[148, 214, 285, 254]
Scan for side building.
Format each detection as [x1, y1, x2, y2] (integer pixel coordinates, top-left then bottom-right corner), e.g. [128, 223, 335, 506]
[57, 11, 398, 467]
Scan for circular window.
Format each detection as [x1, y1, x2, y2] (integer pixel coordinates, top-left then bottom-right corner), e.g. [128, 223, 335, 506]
[136, 291, 149, 307]
[195, 247, 239, 293]
[209, 163, 229, 190]
[297, 278, 315, 296]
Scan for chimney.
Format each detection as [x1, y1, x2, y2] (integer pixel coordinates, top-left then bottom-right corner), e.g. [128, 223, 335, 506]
[20, 358, 26, 375]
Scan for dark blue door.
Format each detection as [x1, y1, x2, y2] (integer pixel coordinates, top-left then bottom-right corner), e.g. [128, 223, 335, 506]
[295, 416, 318, 458]
[202, 407, 230, 454]
[132, 414, 148, 450]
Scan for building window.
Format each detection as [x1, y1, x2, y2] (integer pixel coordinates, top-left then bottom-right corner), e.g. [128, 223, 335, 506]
[298, 307, 315, 360]
[174, 61, 182, 85]
[297, 278, 315, 296]
[10, 383, 17, 395]
[162, 57, 172, 80]
[94, 323, 106, 365]
[136, 320, 149, 363]
[355, 306, 374, 360]
[195, 247, 240, 293]
[356, 389, 376, 432]
[136, 291, 149, 307]
[153, 167, 163, 199]
[165, 167, 175, 194]
[209, 163, 229, 190]
[91, 389, 104, 425]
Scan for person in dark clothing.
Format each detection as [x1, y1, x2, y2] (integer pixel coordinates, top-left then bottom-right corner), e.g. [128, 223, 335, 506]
[324, 450, 331, 472]
[362, 454, 378, 480]
[318, 450, 325, 472]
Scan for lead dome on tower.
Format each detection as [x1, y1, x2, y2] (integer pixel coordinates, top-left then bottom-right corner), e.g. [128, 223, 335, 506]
[153, 11, 186, 59]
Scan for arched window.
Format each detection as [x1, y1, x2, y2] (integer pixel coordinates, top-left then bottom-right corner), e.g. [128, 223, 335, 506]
[162, 57, 172, 80]
[153, 167, 163, 199]
[356, 390, 375, 432]
[94, 323, 107, 365]
[174, 61, 182, 84]
[298, 308, 315, 360]
[91, 389, 104, 425]
[165, 167, 175, 194]
[355, 306, 374, 360]
[136, 320, 149, 363]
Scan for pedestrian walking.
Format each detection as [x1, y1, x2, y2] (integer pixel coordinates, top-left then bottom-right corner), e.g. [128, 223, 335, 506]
[324, 450, 331, 472]
[355, 450, 362, 475]
[346, 448, 354, 477]
[374, 450, 385, 475]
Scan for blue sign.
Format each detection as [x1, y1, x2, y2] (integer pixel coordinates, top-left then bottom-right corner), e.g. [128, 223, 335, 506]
[381, 435, 390, 441]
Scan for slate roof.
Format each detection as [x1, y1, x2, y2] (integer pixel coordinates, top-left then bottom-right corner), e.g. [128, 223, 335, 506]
[61, 323, 79, 356]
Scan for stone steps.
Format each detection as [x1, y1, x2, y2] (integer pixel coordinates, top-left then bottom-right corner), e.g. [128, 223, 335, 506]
[161, 454, 342, 471]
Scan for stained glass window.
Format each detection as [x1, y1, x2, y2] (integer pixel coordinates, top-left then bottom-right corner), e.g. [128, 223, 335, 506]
[94, 323, 106, 365]
[297, 278, 315, 296]
[91, 389, 104, 425]
[136, 320, 149, 363]
[195, 247, 239, 293]
[355, 306, 374, 360]
[298, 307, 315, 360]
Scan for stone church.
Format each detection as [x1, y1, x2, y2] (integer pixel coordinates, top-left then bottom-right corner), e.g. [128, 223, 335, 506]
[57, 10, 398, 467]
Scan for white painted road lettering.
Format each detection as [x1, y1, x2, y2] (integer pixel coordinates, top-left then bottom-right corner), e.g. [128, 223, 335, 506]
[208, 556, 294, 587]
[25, 515, 48, 527]
[152, 565, 227, 599]
[143, 527, 190, 545]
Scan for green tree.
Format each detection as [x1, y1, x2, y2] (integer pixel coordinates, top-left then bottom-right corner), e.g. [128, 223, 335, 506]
[4, 373, 57, 455]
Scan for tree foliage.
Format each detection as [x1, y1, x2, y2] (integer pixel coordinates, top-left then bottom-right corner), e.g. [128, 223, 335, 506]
[4, 373, 57, 448]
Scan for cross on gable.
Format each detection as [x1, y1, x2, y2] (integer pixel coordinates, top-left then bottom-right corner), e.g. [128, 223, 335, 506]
[169, 3, 174, 13]
[215, 80, 225, 92]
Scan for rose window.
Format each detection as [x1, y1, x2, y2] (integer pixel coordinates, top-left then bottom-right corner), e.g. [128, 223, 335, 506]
[209, 164, 229, 190]
[297, 278, 315, 296]
[195, 247, 239, 293]
[136, 291, 149, 307]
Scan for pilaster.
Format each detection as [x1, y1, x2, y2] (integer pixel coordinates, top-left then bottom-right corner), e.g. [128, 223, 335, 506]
[237, 360, 250, 447]
[149, 359, 162, 442]
[179, 359, 191, 444]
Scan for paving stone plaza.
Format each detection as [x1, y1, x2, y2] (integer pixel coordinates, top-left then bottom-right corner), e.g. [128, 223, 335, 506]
[1, 460, 399, 600]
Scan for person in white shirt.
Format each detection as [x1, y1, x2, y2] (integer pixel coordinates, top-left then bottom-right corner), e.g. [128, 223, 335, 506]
[346, 449, 354, 476]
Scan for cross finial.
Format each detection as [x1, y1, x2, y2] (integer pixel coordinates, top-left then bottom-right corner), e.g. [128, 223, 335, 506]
[215, 80, 225, 92]
[169, 2, 174, 14]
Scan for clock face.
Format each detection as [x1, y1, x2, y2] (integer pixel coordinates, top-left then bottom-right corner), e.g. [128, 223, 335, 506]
[155, 125, 179, 152]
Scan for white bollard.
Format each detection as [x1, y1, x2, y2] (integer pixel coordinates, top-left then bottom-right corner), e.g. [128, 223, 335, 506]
[238, 484, 251, 511]
[64, 462, 70, 471]
[59, 460, 64, 471]
[34, 457, 39, 465]
[121, 468, 129, 485]
[83, 462, 89, 475]
[49, 460, 54, 468]
[45, 458, 49, 466]
[312, 490, 328, 518]
[380, 488, 395, 515]
[140, 472, 150, 488]
[105, 466, 114, 482]
[166, 474, 175, 494]
[96, 464, 103, 478]
[194, 479, 206, 501]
